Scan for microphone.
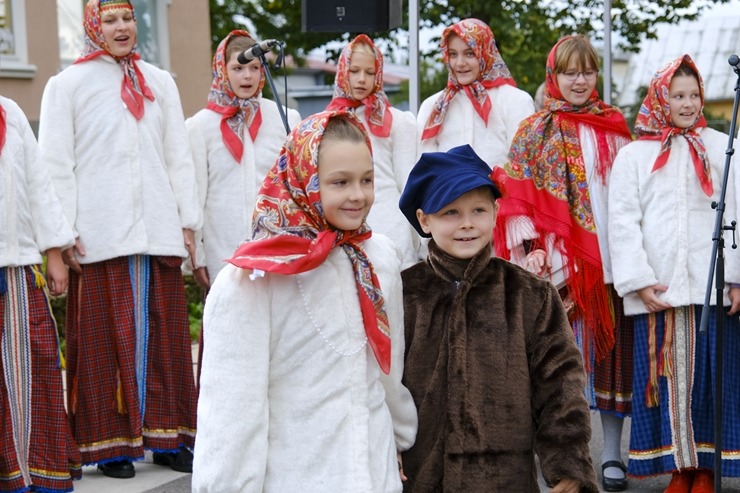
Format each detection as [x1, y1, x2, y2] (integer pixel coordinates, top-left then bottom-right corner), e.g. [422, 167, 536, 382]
[730, 54, 740, 68]
[237, 40, 282, 64]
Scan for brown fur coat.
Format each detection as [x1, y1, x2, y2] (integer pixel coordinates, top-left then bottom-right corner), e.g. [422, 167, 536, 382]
[401, 241, 598, 492]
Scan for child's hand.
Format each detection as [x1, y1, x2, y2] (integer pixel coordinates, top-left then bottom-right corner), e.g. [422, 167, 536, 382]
[183, 229, 197, 268]
[525, 248, 550, 276]
[63, 239, 86, 275]
[45, 248, 68, 296]
[550, 478, 580, 493]
[194, 266, 211, 289]
[397, 452, 407, 482]
[728, 286, 740, 315]
[637, 284, 671, 312]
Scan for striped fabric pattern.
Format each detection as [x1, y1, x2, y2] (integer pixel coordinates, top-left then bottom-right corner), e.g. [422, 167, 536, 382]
[66, 256, 196, 464]
[2, 266, 32, 486]
[1, 266, 81, 492]
[629, 305, 740, 477]
[129, 255, 150, 420]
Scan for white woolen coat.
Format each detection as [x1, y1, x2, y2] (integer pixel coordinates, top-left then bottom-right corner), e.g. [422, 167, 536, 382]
[193, 234, 418, 493]
[353, 106, 421, 268]
[186, 100, 301, 277]
[608, 127, 740, 315]
[417, 84, 535, 168]
[37, 56, 201, 263]
[0, 96, 74, 267]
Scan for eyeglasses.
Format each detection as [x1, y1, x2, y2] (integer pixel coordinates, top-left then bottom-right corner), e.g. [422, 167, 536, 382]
[559, 70, 598, 81]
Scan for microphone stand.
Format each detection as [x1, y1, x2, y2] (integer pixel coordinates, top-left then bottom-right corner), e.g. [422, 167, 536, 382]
[698, 54, 740, 493]
[256, 43, 291, 135]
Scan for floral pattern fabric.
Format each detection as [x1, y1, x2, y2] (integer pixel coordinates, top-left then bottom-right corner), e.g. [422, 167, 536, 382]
[228, 110, 392, 374]
[206, 30, 265, 163]
[326, 34, 393, 138]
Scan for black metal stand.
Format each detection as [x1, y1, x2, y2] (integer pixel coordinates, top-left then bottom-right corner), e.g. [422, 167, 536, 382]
[256, 43, 291, 135]
[699, 54, 740, 493]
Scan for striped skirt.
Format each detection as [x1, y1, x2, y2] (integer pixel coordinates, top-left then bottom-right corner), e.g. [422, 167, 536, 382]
[628, 305, 740, 477]
[0, 265, 81, 493]
[66, 256, 197, 465]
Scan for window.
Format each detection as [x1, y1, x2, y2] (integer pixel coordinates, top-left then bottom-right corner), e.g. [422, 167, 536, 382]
[0, 0, 36, 78]
[57, 0, 170, 69]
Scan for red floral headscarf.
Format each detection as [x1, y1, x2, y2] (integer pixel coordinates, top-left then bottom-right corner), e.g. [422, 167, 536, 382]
[228, 110, 392, 374]
[326, 34, 393, 138]
[206, 30, 266, 163]
[76, 0, 154, 121]
[635, 54, 712, 196]
[421, 18, 516, 141]
[494, 36, 632, 365]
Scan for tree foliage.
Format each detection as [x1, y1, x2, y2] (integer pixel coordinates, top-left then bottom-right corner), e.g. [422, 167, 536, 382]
[209, 0, 728, 98]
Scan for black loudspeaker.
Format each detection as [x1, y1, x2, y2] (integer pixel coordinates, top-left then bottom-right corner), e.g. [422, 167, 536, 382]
[302, 0, 402, 33]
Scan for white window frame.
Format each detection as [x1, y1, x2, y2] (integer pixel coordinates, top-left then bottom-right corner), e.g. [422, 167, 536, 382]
[0, 0, 37, 78]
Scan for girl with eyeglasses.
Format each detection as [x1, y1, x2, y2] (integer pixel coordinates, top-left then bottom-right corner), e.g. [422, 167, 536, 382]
[493, 35, 634, 492]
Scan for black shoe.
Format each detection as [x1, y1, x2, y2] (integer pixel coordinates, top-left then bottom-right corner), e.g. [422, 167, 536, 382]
[152, 447, 193, 473]
[601, 460, 628, 492]
[97, 460, 135, 479]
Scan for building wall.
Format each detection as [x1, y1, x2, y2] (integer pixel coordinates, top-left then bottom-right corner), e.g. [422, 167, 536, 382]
[0, 0, 60, 126]
[168, 0, 212, 117]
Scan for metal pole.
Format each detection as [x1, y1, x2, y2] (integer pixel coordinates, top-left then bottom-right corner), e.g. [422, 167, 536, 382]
[408, 0, 420, 114]
[603, 0, 612, 104]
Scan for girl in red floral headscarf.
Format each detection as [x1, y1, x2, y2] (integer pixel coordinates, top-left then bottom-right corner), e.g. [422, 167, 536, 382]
[38, 0, 201, 479]
[326, 34, 420, 268]
[186, 30, 301, 289]
[193, 110, 417, 492]
[416, 18, 535, 171]
[494, 34, 634, 492]
[609, 54, 740, 493]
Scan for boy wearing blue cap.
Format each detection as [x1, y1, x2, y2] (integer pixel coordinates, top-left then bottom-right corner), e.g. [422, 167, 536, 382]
[398, 144, 598, 492]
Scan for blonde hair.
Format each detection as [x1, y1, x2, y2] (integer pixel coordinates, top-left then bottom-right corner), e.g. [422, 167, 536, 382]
[350, 42, 375, 60]
[225, 35, 257, 63]
[553, 35, 599, 73]
[319, 115, 370, 158]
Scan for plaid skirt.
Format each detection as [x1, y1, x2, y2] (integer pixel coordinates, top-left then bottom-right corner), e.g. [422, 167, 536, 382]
[593, 293, 633, 415]
[628, 305, 740, 477]
[66, 256, 197, 465]
[0, 266, 81, 493]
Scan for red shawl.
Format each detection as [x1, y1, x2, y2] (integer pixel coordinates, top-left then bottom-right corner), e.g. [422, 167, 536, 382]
[495, 36, 632, 364]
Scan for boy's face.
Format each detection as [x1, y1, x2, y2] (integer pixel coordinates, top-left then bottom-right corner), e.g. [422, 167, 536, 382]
[416, 188, 497, 259]
[318, 139, 375, 231]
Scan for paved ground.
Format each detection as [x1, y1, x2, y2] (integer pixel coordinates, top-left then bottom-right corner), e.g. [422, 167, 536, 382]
[68, 411, 740, 492]
[65, 345, 740, 492]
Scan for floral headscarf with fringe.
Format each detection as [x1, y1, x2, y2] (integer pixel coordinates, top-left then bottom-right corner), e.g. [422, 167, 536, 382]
[494, 36, 632, 366]
[206, 30, 265, 163]
[76, 0, 154, 121]
[228, 110, 392, 374]
[421, 18, 516, 140]
[635, 54, 712, 196]
[326, 34, 393, 138]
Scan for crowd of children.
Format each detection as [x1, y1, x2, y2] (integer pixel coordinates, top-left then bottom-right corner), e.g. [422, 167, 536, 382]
[2, 1, 739, 492]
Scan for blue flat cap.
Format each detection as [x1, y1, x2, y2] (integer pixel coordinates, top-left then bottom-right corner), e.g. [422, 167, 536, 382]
[399, 144, 501, 238]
